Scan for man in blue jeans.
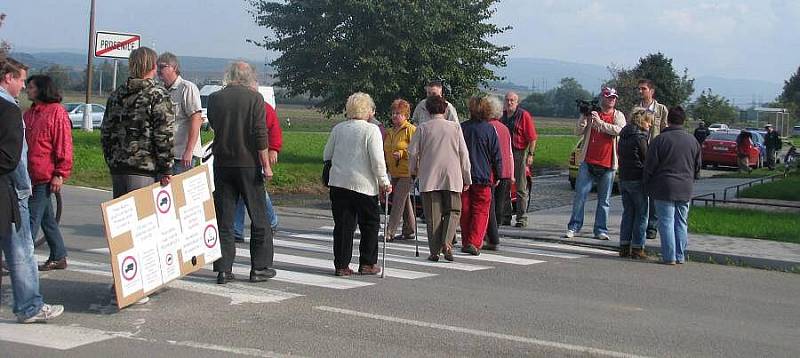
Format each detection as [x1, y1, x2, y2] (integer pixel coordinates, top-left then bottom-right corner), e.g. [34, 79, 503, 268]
[566, 87, 626, 240]
[233, 191, 278, 242]
[643, 106, 701, 265]
[0, 57, 63, 323]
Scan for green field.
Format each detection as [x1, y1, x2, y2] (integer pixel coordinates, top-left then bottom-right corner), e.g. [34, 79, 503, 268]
[739, 173, 800, 201]
[689, 206, 800, 244]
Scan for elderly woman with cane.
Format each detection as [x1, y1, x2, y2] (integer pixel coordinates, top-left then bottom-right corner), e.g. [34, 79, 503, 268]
[409, 95, 471, 262]
[383, 99, 417, 242]
[323, 92, 392, 276]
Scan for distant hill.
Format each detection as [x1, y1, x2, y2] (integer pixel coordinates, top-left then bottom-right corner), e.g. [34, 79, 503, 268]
[494, 57, 782, 107]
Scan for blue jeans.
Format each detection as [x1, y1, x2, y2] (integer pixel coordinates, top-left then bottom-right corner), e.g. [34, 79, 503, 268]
[568, 162, 615, 236]
[619, 180, 648, 248]
[233, 191, 278, 239]
[0, 198, 44, 319]
[29, 183, 66, 261]
[173, 157, 199, 175]
[654, 200, 690, 263]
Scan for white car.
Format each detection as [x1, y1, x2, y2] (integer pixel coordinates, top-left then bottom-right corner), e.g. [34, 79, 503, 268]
[707, 123, 729, 132]
[65, 103, 105, 129]
[199, 85, 276, 130]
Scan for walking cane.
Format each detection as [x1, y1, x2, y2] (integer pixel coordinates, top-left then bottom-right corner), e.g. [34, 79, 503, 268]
[412, 178, 419, 257]
[381, 189, 389, 279]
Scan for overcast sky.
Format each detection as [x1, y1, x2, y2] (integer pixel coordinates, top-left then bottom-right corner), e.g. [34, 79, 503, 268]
[3, 0, 798, 83]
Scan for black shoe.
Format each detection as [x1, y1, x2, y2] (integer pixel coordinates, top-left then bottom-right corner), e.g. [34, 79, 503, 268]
[234, 236, 245, 243]
[250, 268, 277, 282]
[217, 272, 234, 284]
[427, 254, 439, 262]
[461, 244, 480, 256]
[482, 243, 498, 251]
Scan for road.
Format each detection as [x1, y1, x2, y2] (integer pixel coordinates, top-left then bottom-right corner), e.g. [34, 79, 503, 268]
[1, 185, 798, 357]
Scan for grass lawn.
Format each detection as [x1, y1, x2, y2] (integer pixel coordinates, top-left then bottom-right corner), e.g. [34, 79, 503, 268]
[739, 172, 800, 201]
[712, 167, 788, 179]
[689, 206, 800, 244]
[68, 129, 576, 193]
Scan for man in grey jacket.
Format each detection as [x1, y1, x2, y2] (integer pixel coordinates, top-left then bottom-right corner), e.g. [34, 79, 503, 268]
[643, 106, 701, 265]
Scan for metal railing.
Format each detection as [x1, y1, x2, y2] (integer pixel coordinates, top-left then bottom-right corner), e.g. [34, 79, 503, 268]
[722, 173, 785, 201]
[691, 192, 717, 207]
[691, 172, 800, 209]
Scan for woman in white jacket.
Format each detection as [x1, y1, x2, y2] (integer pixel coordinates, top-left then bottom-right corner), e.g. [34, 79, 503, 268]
[323, 92, 392, 276]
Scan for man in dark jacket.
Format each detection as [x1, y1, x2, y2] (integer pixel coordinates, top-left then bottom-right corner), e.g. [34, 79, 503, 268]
[1, 56, 64, 323]
[643, 106, 701, 265]
[693, 122, 710, 144]
[208, 61, 274, 284]
[764, 123, 782, 170]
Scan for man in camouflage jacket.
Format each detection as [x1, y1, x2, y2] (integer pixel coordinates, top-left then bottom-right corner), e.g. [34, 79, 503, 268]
[101, 47, 175, 199]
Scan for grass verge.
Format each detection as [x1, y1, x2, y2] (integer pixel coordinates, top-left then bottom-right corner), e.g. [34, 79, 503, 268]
[738, 172, 800, 201]
[689, 206, 800, 244]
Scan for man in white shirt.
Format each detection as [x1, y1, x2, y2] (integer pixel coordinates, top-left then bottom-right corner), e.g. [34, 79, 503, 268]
[633, 79, 669, 240]
[411, 80, 459, 124]
[157, 52, 203, 174]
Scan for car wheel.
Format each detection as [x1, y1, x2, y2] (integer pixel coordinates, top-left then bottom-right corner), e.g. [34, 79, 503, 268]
[701, 162, 708, 169]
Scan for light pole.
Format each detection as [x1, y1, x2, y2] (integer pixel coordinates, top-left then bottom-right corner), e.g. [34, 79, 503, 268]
[83, 0, 96, 132]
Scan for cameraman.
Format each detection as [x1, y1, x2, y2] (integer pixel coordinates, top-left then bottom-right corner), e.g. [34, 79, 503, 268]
[565, 87, 626, 240]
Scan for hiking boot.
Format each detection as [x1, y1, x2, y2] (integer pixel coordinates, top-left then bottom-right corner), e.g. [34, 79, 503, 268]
[250, 268, 277, 282]
[38, 257, 67, 271]
[358, 264, 382, 275]
[17, 304, 64, 323]
[630, 248, 648, 260]
[619, 244, 631, 258]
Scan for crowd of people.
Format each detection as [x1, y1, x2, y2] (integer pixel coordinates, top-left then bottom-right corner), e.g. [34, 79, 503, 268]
[0, 49, 707, 324]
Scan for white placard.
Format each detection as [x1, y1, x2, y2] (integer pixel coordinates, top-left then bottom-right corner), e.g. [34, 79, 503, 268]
[202, 219, 221, 263]
[131, 215, 163, 293]
[179, 204, 205, 262]
[106, 197, 137, 238]
[116, 248, 143, 298]
[152, 184, 178, 227]
[183, 172, 211, 204]
[158, 223, 182, 283]
[205, 163, 215, 192]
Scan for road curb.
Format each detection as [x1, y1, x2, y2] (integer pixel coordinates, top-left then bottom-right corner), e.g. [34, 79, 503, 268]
[499, 230, 800, 273]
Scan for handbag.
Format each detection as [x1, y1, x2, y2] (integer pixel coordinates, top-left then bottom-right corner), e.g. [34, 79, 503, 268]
[322, 160, 332, 187]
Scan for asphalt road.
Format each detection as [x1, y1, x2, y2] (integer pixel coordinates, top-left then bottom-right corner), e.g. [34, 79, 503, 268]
[1, 185, 798, 357]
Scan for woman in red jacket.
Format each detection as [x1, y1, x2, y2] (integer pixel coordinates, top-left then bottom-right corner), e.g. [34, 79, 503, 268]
[23, 75, 73, 271]
[735, 131, 754, 174]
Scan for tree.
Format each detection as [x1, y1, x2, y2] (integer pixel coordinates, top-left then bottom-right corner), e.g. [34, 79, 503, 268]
[520, 77, 591, 118]
[41, 65, 71, 92]
[249, 0, 510, 118]
[688, 89, 738, 124]
[606, 53, 694, 112]
[0, 13, 9, 60]
[779, 65, 800, 119]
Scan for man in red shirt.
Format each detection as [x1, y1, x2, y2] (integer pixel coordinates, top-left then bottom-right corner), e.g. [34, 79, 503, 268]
[23, 75, 73, 271]
[501, 91, 537, 228]
[566, 87, 626, 240]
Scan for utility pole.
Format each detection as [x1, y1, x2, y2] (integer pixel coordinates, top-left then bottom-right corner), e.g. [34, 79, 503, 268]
[83, 0, 96, 132]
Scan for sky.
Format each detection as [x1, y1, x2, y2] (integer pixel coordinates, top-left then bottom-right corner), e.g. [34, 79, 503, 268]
[2, 0, 798, 83]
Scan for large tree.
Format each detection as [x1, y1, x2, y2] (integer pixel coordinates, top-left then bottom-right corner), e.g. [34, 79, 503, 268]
[521, 77, 591, 118]
[248, 0, 510, 118]
[688, 89, 738, 124]
[779, 65, 800, 119]
[606, 53, 694, 112]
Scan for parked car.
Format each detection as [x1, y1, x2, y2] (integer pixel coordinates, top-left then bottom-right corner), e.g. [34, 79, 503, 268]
[64, 103, 105, 129]
[701, 129, 762, 169]
[707, 123, 729, 132]
[568, 137, 619, 190]
[793, 125, 800, 137]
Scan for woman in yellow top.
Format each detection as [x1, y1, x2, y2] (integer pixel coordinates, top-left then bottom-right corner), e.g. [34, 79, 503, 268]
[383, 99, 417, 241]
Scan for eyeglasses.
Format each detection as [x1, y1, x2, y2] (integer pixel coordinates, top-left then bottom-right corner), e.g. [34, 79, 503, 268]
[157, 64, 172, 69]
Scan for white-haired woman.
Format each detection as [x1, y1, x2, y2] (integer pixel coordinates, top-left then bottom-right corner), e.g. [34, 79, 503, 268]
[323, 93, 392, 276]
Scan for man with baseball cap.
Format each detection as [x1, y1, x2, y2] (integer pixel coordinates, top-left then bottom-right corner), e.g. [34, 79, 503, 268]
[566, 87, 626, 240]
[764, 123, 782, 170]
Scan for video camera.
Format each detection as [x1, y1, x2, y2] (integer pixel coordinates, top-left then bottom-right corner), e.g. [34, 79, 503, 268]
[576, 99, 601, 117]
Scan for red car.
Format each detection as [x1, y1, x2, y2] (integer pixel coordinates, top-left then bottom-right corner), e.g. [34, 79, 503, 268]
[701, 129, 761, 169]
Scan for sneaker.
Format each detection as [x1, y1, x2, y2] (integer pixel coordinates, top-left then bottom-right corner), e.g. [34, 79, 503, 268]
[514, 221, 527, 228]
[18, 304, 64, 323]
[594, 233, 610, 241]
[564, 230, 575, 238]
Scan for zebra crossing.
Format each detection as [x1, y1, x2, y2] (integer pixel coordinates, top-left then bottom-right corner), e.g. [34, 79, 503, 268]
[37, 224, 608, 307]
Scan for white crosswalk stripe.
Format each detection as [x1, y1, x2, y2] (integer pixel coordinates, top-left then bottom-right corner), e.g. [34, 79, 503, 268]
[42, 224, 596, 309]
